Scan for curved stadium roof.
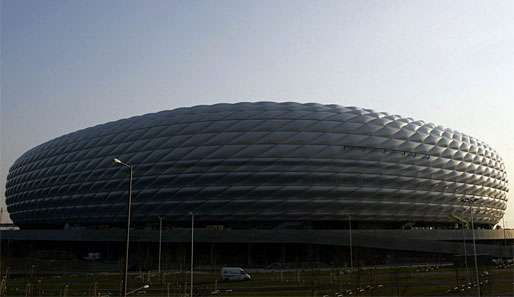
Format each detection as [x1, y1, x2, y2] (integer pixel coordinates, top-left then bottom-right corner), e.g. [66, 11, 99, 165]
[5, 102, 509, 228]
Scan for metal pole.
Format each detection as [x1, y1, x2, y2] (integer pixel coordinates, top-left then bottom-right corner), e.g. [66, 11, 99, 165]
[0, 208, 3, 281]
[190, 213, 194, 297]
[158, 217, 162, 274]
[349, 215, 353, 271]
[122, 166, 133, 297]
[511, 235, 514, 296]
[469, 202, 480, 297]
[462, 223, 469, 281]
[503, 218, 507, 258]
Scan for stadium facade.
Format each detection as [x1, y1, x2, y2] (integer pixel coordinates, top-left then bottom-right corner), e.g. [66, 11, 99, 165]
[5, 102, 509, 230]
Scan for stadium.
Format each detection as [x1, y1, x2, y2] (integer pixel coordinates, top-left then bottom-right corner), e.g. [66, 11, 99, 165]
[5, 101, 509, 229]
[2, 101, 512, 268]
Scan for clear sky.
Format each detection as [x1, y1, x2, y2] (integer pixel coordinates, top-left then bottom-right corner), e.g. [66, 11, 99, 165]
[1, 0, 514, 224]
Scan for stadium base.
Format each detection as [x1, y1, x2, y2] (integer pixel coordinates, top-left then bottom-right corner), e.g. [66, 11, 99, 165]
[1, 228, 513, 273]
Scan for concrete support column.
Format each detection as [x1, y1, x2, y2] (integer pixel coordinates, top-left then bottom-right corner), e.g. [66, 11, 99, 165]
[281, 244, 286, 264]
[210, 243, 216, 266]
[247, 243, 253, 267]
[177, 244, 187, 272]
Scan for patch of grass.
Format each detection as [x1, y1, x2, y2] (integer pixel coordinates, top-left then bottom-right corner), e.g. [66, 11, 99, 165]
[3, 266, 514, 296]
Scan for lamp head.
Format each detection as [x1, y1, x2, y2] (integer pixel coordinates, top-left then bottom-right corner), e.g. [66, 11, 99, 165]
[112, 158, 122, 165]
[143, 285, 150, 289]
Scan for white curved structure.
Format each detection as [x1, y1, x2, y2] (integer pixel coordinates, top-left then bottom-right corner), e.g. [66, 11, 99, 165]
[5, 102, 509, 229]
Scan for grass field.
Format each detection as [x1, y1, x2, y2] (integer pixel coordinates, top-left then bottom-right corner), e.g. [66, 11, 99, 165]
[3, 264, 514, 297]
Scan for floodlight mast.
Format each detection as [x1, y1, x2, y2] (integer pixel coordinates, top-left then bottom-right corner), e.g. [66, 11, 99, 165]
[113, 158, 133, 297]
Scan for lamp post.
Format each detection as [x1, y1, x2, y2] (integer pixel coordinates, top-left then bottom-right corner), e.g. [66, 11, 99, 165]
[461, 222, 469, 280]
[348, 215, 353, 271]
[190, 212, 194, 297]
[113, 158, 133, 297]
[503, 217, 507, 258]
[158, 216, 163, 274]
[460, 196, 480, 297]
[506, 220, 514, 295]
[0, 208, 3, 281]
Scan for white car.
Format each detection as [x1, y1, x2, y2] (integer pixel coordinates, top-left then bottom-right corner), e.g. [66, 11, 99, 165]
[221, 267, 251, 281]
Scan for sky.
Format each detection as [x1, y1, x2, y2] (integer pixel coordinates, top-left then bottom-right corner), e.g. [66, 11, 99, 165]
[1, 0, 514, 225]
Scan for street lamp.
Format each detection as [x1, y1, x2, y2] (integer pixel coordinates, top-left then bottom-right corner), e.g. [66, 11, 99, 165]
[158, 216, 163, 274]
[190, 212, 194, 297]
[460, 196, 480, 297]
[127, 284, 149, 296]
[461, 221, 469, 281]
[0, 207, 3, 281]
[348, 215, 353, 272]
[113, 158, 134, 297]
